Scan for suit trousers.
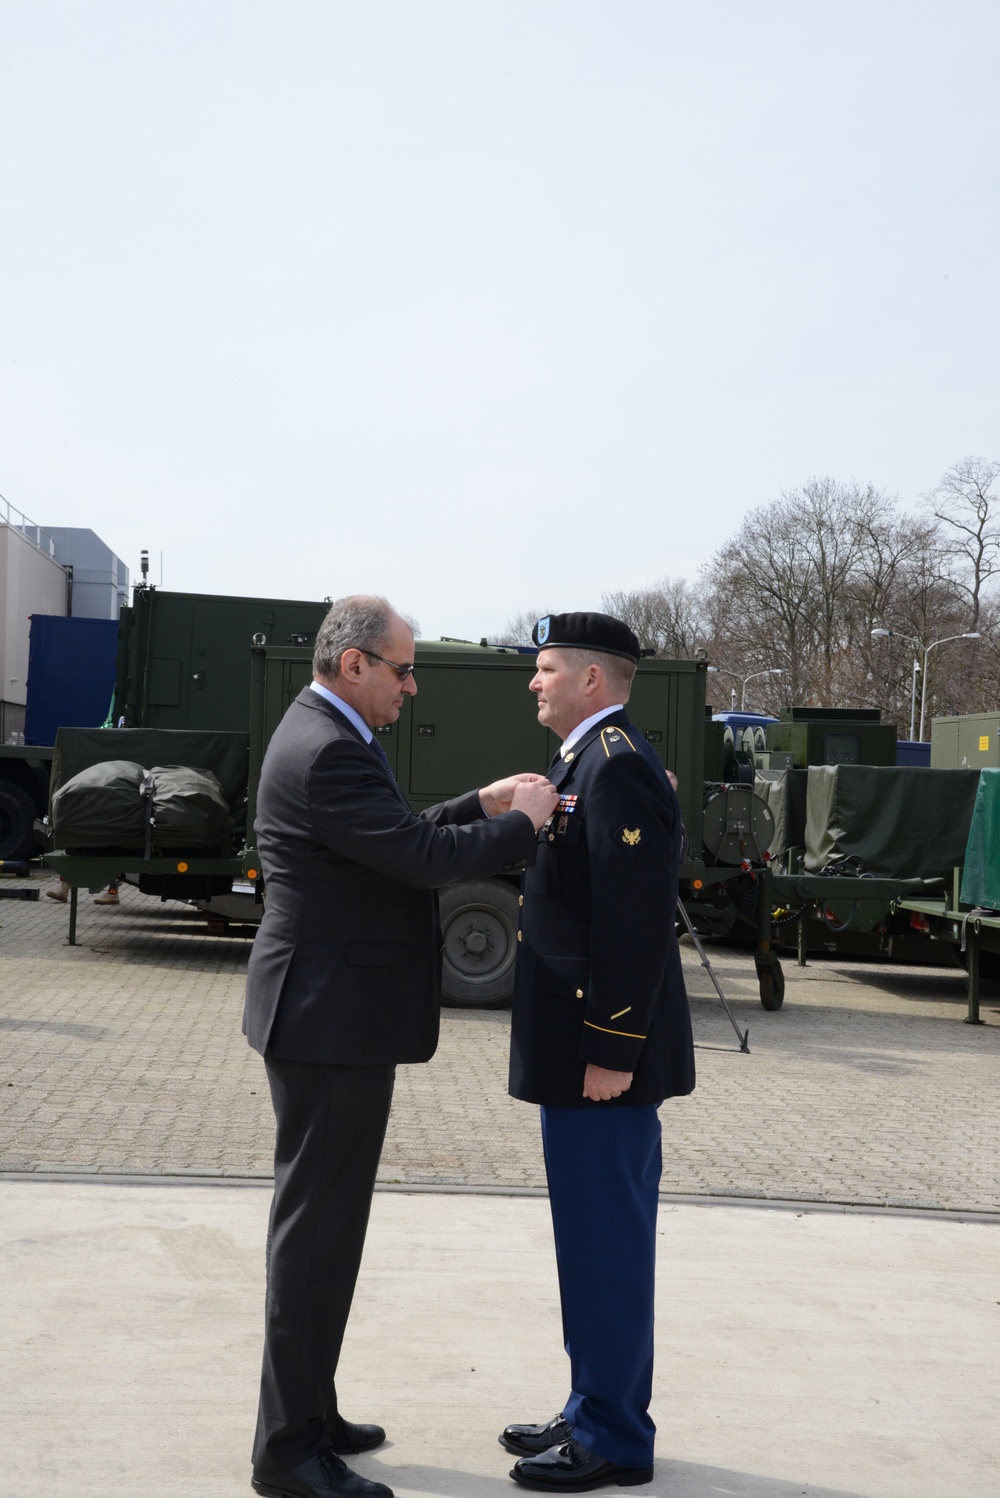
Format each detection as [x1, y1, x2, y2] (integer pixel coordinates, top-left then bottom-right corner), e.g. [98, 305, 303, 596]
[253, 1056, 396, 1474]
[540, 1102, 662, 1470]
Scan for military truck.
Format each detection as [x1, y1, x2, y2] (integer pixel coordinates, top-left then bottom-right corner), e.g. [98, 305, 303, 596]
[43, 585, 330, 929]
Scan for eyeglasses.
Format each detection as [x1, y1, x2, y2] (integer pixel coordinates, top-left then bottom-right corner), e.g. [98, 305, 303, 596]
[364, 651, 416, 680]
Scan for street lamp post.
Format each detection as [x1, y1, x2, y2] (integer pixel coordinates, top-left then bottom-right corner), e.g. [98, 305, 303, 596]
[740, 668, 783, 711]
[871, 628, 981, 741]
[919, 633, 981, 741]
[708, 666, 783, 712]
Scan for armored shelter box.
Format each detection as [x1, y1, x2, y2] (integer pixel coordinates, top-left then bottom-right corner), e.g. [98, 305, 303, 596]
[931, 713, 1000, 770]
[115, 588, 330, 733]
[247, 639, 709, 869]
[766, 707, 897, 769]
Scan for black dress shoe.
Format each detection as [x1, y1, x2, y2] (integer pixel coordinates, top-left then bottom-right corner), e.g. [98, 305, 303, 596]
[509, 1437, 653, 1492]
[328, 1414, 387, 1454]
[251, 1447, 393, 1498]
[500, 1415, 573, 1457]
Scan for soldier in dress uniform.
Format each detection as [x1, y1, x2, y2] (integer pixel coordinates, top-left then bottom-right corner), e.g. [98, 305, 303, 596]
[500, 611, 696, 1494]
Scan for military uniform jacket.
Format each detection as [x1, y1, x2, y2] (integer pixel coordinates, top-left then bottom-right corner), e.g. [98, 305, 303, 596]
[509, 710, 696, 1108]
[243, 687, 538, 1067]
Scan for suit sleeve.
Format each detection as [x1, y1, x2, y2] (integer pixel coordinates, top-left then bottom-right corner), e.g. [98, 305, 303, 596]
[579, 752, 680, 1071]
[306, 737, 536, 889]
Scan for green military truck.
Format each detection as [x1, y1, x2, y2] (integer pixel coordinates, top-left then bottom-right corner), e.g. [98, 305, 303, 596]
[43, 585, 330, 933]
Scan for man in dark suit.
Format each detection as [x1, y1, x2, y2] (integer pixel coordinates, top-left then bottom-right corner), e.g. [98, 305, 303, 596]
[243, 595, 559, 1498]
[500, 612, 696, 1494]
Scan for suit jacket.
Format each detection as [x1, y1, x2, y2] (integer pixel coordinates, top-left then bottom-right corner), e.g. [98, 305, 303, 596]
[509, 709, 696, 1108]
[243, 687, 538, 1066]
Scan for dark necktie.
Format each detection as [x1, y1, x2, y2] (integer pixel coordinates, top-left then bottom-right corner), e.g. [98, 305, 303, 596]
[370, 734, 396, 781]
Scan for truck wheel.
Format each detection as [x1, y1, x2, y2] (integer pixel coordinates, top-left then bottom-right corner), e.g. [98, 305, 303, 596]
[755, 949, 785, 1010]
[440, 878, 520, 1008]
[0, 782, 38, 860]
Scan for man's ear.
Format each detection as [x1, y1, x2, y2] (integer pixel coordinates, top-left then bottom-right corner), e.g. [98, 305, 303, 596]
[340, 648, 364, 680]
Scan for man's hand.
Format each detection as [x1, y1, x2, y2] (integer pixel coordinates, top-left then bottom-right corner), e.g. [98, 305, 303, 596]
[480, 773, 554, 819]
[509, 777, 560, 830]
[583, 1064, 633, 1102]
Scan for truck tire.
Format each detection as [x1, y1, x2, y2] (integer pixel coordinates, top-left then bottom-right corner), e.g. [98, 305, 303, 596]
[0, 781, 38, 861]
[440, 878, 520, 1009]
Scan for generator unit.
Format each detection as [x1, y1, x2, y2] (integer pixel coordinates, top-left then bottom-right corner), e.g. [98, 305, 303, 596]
[764, 707, 897, 769]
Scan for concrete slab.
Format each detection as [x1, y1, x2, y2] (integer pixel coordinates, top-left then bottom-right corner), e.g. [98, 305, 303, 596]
[1, 1180, 997, 1498]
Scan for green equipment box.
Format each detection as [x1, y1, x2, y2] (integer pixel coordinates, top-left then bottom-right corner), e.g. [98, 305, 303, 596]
[931, 713, 1000, 769]
[765, 707, 897, 768]
[115, 587, 330, 733]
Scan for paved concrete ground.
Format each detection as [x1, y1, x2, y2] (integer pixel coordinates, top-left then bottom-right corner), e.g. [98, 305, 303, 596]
[1, 876, 998, 1210]
[2, 1181, 997, 1498]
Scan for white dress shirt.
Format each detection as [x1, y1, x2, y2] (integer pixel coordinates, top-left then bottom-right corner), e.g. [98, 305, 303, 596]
[310, 680, 372, 744]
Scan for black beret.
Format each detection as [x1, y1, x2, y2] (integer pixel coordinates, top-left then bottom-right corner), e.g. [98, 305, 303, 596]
[531, 611, 643, 663]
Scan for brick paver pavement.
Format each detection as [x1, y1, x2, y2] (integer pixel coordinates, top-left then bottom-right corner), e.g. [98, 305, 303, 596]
[1, 875, 998, 1211]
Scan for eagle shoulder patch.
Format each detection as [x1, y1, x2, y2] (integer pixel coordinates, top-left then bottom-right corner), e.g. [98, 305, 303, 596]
[616, 825, 643, 852]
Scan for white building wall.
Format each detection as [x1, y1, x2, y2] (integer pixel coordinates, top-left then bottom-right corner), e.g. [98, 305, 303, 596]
[0, 524, 69, 737]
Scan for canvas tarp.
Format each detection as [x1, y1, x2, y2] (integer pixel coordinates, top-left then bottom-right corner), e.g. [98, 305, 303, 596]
[50, 760, 148, 849]
[51, 728, 248, 809]
[804, 765, 981, 879]
[755, 769, 808, 860]
[960, 768, 1000, 909]
[147, 765, 231, 848]
[52, 760, 234, 852]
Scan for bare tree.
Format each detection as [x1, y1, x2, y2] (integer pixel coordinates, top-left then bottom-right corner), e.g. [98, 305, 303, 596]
[921, 456, 1000, 629]
[600, 577, 707, 657]
[490, 608, 549, 647]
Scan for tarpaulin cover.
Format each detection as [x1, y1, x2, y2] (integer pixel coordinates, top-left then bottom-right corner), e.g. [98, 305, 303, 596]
[960, 768, 1000, 909]
[51, 760, 147, 848]
[805, 766, 981, 879]
[52, 728, 248, 809]
[52, 762, 233, 851]
[755, 770, 808, 858]
[146, 765, 231, 848]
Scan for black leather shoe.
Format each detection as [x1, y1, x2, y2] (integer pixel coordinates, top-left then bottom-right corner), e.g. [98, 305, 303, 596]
[500, 1415, 573, 1457]
[251, 1447, 393, 1498]
[328, 1415, 387, 1454]
[509, 1438, 653, 1492]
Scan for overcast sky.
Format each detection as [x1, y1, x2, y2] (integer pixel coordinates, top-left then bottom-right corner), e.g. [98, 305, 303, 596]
[2, 1, 998, 640]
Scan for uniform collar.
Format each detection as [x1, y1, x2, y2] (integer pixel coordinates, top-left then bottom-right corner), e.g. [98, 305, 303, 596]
[560, 704, 624, 758]
[550, 707, 631, 783]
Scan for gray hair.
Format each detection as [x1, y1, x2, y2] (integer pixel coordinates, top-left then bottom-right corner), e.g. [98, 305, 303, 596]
[313, 595, 411, 679]
[557, 646, 637, 699]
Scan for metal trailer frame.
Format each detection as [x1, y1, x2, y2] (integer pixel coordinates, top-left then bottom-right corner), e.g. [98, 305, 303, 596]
[44, 850, 245, 944]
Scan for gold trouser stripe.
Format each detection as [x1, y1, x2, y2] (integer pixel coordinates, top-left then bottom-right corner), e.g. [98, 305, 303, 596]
[584, 1019, 647, 1039]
